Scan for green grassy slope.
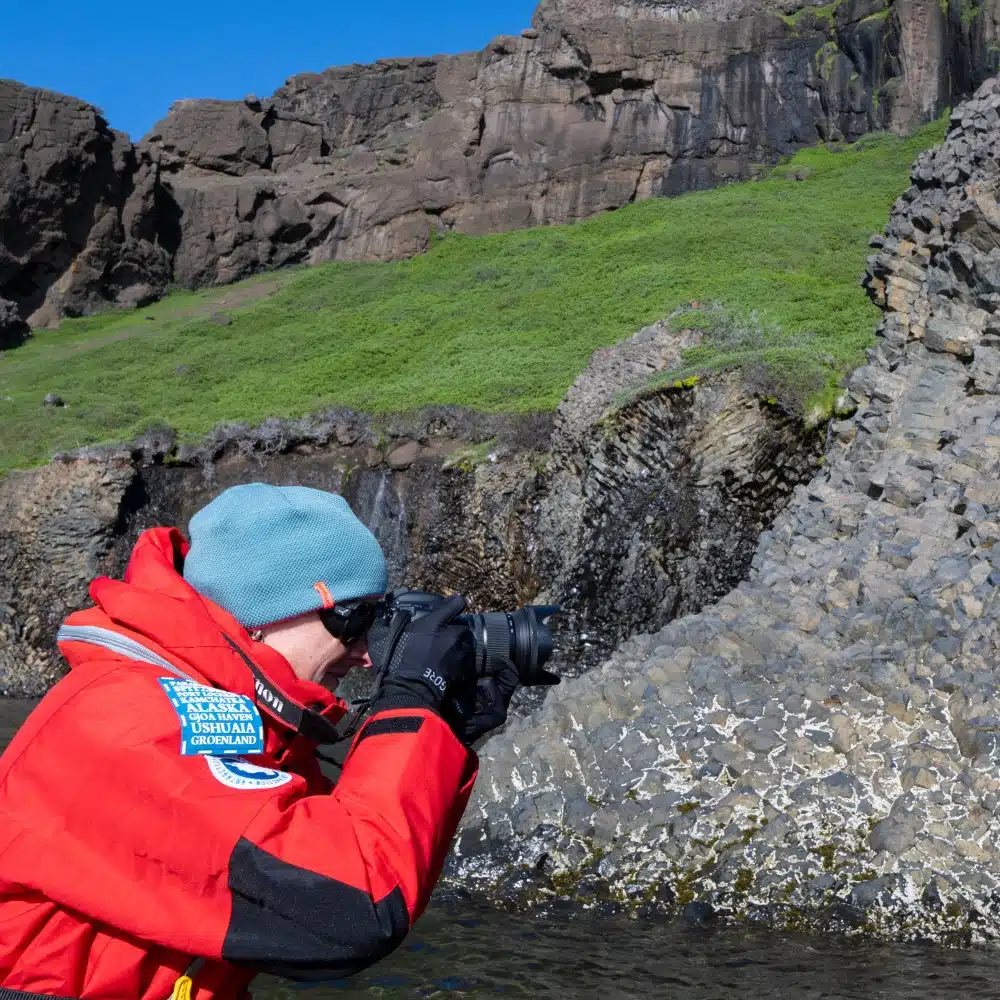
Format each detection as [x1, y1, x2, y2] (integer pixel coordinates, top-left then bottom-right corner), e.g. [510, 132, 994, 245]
[0, 119, 947, 473]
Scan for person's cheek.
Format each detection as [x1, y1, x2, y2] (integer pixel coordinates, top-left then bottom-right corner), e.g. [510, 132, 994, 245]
[342, 639, 372, 670]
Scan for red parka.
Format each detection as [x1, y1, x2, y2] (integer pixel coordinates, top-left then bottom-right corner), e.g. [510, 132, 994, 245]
[0, 528, 477, 999]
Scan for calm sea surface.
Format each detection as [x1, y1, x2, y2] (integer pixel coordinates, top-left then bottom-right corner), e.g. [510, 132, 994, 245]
[4, 698, 1000, 998]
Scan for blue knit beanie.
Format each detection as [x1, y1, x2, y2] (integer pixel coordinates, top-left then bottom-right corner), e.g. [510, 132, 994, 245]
[183, 484, 389, 628]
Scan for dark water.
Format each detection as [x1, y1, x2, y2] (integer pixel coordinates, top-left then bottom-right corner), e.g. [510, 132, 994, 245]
[4, 700, 1000, 998]
[253, 894, 1000, 999]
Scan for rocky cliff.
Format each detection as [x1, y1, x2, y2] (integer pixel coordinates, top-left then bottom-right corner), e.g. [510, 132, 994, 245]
[0, 81, 169, 330]
[2, 0, 998, 328]
[450, 79, 1000, 944]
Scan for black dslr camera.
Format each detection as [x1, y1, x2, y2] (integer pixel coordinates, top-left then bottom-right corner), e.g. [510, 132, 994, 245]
[375, 589, 561, 687]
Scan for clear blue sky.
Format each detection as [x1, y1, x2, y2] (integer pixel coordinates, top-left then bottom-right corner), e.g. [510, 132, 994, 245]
[2, 0, 540, 139]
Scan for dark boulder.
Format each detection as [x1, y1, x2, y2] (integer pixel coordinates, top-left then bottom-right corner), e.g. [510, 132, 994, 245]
[0, 297, 28, 349]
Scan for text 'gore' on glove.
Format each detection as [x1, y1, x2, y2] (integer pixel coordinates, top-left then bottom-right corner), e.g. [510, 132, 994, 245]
[368, 595, 476, 718]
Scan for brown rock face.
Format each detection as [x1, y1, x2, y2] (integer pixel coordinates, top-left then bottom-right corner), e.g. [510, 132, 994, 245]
[0, 81, 170, 327]
[1, 0, 998, 322]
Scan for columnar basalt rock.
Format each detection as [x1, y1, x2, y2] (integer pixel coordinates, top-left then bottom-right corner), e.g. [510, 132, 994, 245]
[451, 78, 1000, 944]
[2, 0, 999, 322]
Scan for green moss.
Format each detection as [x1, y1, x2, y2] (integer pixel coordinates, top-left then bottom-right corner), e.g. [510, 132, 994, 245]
[779, 0, 843, 29]
[810, 843, 837, 871]
[815, 40, 841, 80]
[734, 868, 755, 893]
[960, 0, 983, 25]
[442, 439, 497, 472]
[677, 801, 700, 814]
[0, 118, 949, 473]
[676, 870, 699, 906]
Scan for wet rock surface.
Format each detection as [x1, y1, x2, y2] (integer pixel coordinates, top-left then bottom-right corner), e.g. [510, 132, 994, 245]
[449, 79, 1000, 944]
[2, 0, 999, 320]
[531, 321, 825, 678]
[0, 458, 134, 696]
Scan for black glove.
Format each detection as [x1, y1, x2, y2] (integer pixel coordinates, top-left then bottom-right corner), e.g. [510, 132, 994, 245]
[450, 655, 520, 747]
[367, 595, 476, 718]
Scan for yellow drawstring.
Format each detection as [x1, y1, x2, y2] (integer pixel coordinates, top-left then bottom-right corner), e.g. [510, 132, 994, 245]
[169, 973, 194, 1000]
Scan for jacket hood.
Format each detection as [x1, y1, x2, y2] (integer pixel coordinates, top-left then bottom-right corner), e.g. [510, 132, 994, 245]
[60, 527, 347, 730]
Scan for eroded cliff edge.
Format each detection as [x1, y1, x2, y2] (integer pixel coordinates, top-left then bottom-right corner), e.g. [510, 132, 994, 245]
[450, 80, 1000, 943]
[2, 0, 998, 330]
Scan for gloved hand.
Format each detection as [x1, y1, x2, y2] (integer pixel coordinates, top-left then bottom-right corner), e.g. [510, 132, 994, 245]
[449, 655, 520, 747]
[367, 595, 476, 718]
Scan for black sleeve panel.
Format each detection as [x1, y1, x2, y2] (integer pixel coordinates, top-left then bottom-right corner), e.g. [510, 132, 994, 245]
[222, 837, 410, 982]
[354, 715, 425, 746]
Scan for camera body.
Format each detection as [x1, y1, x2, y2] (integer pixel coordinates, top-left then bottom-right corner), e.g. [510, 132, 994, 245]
[376, 589, 560, 687]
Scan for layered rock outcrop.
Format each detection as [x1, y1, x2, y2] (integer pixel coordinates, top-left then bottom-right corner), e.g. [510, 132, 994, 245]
[529, 322, 825, 677]
[2, 0, 999, 326]
[451, 79, 1000, 944]
[0, 330, 821, 700]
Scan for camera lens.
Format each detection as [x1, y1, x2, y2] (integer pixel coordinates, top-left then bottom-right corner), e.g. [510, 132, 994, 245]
[461, 606, 559, 686]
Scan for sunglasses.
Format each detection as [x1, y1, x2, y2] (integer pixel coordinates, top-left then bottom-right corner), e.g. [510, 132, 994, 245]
[319, 599, 380, 645]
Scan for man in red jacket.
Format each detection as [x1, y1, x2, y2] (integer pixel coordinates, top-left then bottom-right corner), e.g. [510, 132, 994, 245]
[0, 484, 509, 1000]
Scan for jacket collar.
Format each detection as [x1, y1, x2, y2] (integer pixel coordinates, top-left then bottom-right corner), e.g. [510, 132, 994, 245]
[62, 527, 348, 734]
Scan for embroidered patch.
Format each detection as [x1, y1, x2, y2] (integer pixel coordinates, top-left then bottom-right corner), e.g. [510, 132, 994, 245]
[158, 677, 265, 756]
[205, 756, 294, 790]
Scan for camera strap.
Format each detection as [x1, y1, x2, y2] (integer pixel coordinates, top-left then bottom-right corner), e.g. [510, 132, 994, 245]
[223, 634, 345, 745]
